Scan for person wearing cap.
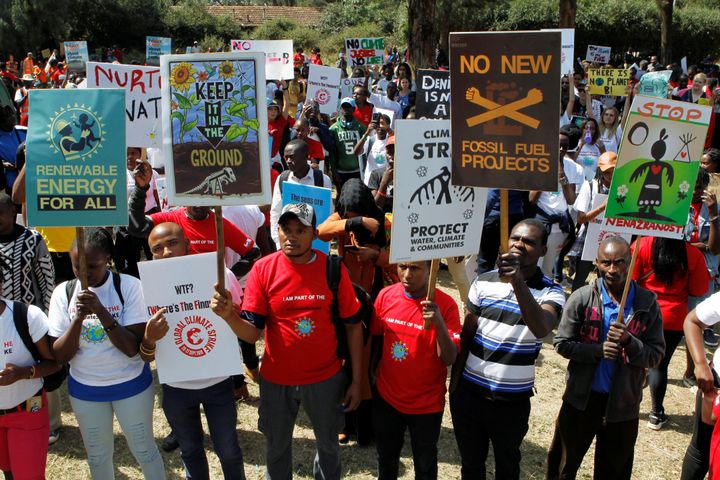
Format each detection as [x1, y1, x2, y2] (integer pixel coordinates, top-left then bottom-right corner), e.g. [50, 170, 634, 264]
[211, 202, 363, 480]
[268, 88, 293, 166]
[547, 235, 664, 480]
[570, 150, 618, 291]
[330, 97, 367, 190]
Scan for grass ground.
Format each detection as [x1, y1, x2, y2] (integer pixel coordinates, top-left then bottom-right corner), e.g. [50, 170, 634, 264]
[46, 269, 703, 479]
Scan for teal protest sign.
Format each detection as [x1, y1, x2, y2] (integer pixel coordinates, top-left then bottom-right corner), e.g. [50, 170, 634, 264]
[25, 89, 127, 227]
[146, 37, 171, 67]
[281, 183, 332, 253]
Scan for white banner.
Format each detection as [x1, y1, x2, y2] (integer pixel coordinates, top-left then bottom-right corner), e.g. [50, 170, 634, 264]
[138, 253, 242, 384]
[580, 194, 631, 262]
[87, 62, 161, 148]
[390, 120, 487, 263]
[231, 39, 293, 80]
[542, 28, 575, 74]
[307, 65, 342, 115]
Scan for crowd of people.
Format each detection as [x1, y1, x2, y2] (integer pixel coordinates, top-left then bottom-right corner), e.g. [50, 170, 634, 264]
[2, 41, 720, 480]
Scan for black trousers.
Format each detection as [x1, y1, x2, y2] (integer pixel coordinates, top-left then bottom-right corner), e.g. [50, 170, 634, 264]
[372, 392, 442, 480]
[450, 381, 530, 480]
[546, 393, 638, 480]
[681, 389, 715, 479]
[649, 329, 684, 413]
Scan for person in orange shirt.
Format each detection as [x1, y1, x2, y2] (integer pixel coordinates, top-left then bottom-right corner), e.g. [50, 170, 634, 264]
[21, 52, 34, 76]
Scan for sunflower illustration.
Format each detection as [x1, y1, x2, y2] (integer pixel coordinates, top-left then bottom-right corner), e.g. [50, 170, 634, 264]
[219, 60, 235, 80]
[170, 62, 196, 93]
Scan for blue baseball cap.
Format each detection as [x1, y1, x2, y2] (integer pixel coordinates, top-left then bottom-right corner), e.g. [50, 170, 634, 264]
[340, 97, 355, 108]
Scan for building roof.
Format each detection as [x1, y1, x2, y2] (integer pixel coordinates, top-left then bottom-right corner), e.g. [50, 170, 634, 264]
[206, 6, 324, 28]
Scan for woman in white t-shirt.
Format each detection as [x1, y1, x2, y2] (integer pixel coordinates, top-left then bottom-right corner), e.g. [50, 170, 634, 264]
[0, 264, 58, 480]
[599, 107, 623, 154]
[575, 117, 606, 182]
[48, 228, 165, 479]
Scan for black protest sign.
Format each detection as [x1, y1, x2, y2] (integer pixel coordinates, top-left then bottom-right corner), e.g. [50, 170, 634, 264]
[416, 69, 450, 119]
[450, 31, 561, 191]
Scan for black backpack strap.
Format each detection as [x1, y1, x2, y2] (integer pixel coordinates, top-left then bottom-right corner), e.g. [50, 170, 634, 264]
[11, 301, 40, 361]
[65, 279, 78, 303]
[313, 168, 324, 188]
[112, 271, 124, 306]
[278, 170, 292, 196]
[326, 254, 342, 315]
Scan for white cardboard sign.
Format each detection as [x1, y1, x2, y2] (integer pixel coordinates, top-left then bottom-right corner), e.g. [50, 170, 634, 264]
[390, 119, 487, 263]
[586, 45, 611, 64]
[306, 65, 342, 115]
[138, 253, 242, 384]
[581, 194, 632, 262]
[231, 39, 293, 80]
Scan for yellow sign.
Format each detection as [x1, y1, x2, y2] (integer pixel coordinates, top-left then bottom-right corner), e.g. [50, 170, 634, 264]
[588, 68, 631, 96]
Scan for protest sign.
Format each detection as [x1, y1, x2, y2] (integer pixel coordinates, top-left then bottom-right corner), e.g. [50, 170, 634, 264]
[341, 77, 366, 101]
[230, 40, 293, 80]
[415, 69, 450, 119]
[638, 70, 672, 99]
[542, 28, 575, 74]
[345, 37, 385, 67]
[681, 57, 688, 74]
[64, 41, 89, 72]
[160, 52, 270, 206]
[390, 120, 487, 263]
[25, 89, 127, 227]
[306, 65, 342, 116]
[155, 177, 171, 211]
[604, 96, 712, 239]
[146, 36, 171, 67]
[580, 194, 631, 261]
[281, 183, 332, 253]
[588, 68, 631, 96]
[87, 62, 161, 148]
[449, 31, 561, 190]
[586, 45, 611, 64]
[138, 252, 243, 384]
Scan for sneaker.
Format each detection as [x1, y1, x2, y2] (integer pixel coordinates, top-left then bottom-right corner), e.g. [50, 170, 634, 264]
[647, 411, 669, 430]
[704, 328, 719, 348]
[683, 375, 697, 388]
[48, 429, 60, 446]
[161, 432, 179, 452]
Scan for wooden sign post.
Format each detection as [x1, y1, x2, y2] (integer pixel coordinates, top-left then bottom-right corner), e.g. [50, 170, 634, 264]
[214, 206, 225, 291]
[75, 227, 88, 289]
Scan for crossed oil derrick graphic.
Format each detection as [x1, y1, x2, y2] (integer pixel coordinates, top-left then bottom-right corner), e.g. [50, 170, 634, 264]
[465, 83, 543, 130]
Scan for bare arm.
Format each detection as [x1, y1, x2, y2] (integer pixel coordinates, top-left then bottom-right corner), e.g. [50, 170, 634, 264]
[685, 309, 714, 393]
[528, 191, 542, 204]
[211, 285, 262, 343]
[422, 301, 457, 365]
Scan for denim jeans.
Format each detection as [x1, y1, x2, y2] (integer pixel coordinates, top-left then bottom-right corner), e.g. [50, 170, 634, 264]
[162, 377, 245, 480]
[70, 384, 165, 480]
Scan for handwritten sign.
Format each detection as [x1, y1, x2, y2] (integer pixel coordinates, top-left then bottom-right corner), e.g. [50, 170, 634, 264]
[391, 120, 487, 263]
[64, 41, 89, 73]
[415, 69, 450, 119]
[281, 183, 332, 253]
[581, 194, 631, 261]
[586, 45, 611, 64]
[161, 52, 270, 206]
[138, 253, 243, 384]
[605, 96, 712, 239]
[588, 68, 631, 96]
[450, 31, 561, 190]
[146, 36, 171, 67]
[345, 37, 385, 67]
[306, 65, 342, 115]
[87, 62, 162, 148]
[341, 77, 366, 102]
[25, 89, 127, 226]
[230, 39, 293, 80]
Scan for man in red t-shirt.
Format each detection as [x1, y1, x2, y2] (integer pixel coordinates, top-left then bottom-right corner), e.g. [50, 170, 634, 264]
[352, 85, 374, 127]
[211, 202, 363, 480]
[371, 260, 460, 479]
[128, 162, 258, 276]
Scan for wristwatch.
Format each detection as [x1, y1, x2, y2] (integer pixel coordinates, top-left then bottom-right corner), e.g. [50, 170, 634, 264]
[559, 175, 569, 186]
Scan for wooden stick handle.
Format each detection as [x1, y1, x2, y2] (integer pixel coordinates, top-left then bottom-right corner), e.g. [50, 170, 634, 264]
[425, 259, 440, 329]
[616, 235, 641, 325]
[214, 206, 225, 291]
[499, 189, 510, 282]
[75, 227, 88, 289]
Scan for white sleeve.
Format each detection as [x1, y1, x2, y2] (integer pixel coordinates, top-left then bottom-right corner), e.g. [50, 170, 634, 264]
[696, 291, 720, 327]
[225, 269, 244, 305]
[321, 176, 335, 213]
[573, 181, 592, 213]
[251, 206, 265, 232]
[47, 282, 72, 338]
[119, 275, 149, 326]
[27, 305, 49, 343]
[270, 178, 283, 246]
[14, 89, 22, 103]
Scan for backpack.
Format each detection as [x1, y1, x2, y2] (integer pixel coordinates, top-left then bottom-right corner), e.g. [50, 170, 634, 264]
[65, 271, 125, 306]
[11, 301, 67, 392]
[278, 168, 325, 195]
[326, 254, 373, 381]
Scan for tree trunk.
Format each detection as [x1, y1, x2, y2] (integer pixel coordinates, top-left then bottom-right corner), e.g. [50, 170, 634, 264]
[656, 0, 673, 64]
[559, 0, 576, 28]
[407, 0, 436, 69]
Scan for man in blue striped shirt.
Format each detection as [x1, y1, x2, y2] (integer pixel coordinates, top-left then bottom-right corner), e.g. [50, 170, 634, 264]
[450, 218, 566, 480]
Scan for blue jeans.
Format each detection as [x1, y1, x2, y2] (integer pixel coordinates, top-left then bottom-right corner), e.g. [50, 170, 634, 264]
[162, 378, 245, 480]
[70, 384, 165, 480]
